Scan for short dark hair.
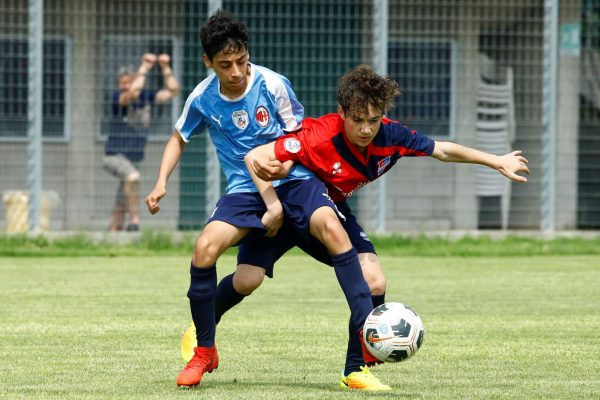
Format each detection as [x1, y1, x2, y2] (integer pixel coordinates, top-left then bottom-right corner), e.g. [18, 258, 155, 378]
[200, 9, 249, 61]
[337, 65, 400, 116]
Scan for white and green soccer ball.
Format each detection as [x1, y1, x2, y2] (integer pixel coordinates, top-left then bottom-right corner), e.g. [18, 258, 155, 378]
[363, 302, 425, 363]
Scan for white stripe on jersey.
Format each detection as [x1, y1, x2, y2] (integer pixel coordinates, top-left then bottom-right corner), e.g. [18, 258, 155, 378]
[255, 65, 299, 132]
[175, 74, 217, 142]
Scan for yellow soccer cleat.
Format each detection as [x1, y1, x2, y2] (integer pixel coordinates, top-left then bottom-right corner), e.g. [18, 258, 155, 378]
[340, 366, 392, 391]
[180, 322, 196, 363]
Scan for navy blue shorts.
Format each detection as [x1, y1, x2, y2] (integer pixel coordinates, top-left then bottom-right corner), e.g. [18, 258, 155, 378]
[207, 178, 339, 271]
[237, 200, 376, 277]
[207, 178, 336, 234]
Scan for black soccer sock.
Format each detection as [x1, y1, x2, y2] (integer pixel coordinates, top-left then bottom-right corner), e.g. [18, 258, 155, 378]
[331, 249, 373, 376]
[215, 273, 246, 325]
[372, 293, 386, 308]
[187, 263, 217, 347]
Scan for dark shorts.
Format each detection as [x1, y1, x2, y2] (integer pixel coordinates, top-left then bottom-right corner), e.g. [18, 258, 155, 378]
[207, 178, 339, 272]
[237, 200, 376, 277]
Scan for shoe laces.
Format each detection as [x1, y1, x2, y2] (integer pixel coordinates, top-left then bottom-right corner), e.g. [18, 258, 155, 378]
[189, 347, 213, 369]
[358, 365, 389, 389]
[357, 365, 382, 382]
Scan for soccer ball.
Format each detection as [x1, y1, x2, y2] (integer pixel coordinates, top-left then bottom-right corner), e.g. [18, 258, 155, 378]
[363, 302, 424, 363]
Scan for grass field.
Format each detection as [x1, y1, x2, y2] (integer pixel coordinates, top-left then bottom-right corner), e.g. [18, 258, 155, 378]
[1, 254, 599, 399]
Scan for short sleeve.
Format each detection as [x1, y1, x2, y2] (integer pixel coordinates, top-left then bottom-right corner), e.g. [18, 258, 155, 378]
[275, 76, 304, 132]
[175, 96, 207, 142]
[384, 121, 435, 157]
[274, 134, 304, 162]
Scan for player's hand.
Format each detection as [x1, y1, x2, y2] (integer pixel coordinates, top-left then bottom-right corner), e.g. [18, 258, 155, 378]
[158, 53, 171, 68]
[261, 202, 283, 237]
[497, 150, 530, 183]
[145, 185, 166, 215]
[252, 159, 292, 181]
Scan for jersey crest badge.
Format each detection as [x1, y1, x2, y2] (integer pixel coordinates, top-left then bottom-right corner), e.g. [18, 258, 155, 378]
[377, 156, 391, 175]
[232, 110, 249, 130]
[255, 106, 270, 127]
[283, 138, 301, 153]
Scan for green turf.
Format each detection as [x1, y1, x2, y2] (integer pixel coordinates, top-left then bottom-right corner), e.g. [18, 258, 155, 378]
[1, 255, 599, 399]
[2, 232, 600, 256]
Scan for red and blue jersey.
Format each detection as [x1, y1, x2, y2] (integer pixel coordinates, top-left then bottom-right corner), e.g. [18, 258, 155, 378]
[274, 113, 435, 202]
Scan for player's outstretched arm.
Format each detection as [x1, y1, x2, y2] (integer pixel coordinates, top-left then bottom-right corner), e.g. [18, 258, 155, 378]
[246, 141, 293, 181]
[145, 130, 186, 214]
[432, 141, 530, 183]
[244, 144, 284, 237]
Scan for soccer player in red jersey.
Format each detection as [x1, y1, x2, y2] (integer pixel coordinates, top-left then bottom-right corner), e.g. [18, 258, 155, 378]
[249, 64, 529, 204]
[241, 64, 529, 389]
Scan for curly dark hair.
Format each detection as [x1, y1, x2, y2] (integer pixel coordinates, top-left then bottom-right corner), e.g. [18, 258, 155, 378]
[200, 10, 249, 61]
[337, 65, 400, 116]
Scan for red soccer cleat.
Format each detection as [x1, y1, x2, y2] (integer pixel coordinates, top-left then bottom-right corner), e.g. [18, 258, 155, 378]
[176, 345, 219, 387]
[359, 330, 384, 367]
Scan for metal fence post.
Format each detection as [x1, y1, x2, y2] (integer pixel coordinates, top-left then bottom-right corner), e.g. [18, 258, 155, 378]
[27, 0, 43, 233]
[373, 0, 389, 233]
[205, 0, 223, 218]
[541, 0, 559, 231]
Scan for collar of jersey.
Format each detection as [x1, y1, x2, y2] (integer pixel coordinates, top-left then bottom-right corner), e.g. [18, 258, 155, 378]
[217, 62, 256, 102]
[341, 128, 373, 164]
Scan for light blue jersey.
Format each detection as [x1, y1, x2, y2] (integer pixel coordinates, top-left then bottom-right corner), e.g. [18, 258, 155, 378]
[175, 63, 313, 193]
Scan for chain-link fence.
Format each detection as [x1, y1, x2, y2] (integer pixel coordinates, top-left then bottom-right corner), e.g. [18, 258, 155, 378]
[0, 0, 598, 233]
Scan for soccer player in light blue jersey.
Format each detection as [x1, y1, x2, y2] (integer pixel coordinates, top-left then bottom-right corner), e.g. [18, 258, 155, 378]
[145, 10, 376, 389]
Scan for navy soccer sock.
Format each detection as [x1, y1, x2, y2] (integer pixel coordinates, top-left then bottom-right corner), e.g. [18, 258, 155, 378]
[342, 294, 386, 376]
[332, 249, 373, 333]
[215, 273, 246, 325]
[331, 249, 373, 376]
[344, 320, 363, 376]
[187, 263, 217, 348]
[372, 293, 386, 308]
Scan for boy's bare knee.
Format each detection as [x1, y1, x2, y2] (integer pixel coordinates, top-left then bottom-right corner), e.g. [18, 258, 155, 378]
[233, 275, 263, 295]
[310, 208, 350, 251]
[359, 253, 386, 295]
[233, 266, 265, 295]
[323, 218, 345, 239]
[193, 235, 219, 266]
[368, 277, 387, 296]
